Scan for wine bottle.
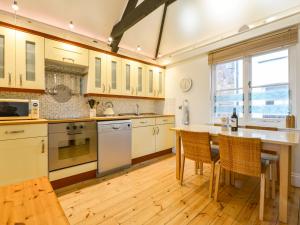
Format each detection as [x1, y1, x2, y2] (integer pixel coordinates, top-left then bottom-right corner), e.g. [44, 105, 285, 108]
[231, 108, 238, 132]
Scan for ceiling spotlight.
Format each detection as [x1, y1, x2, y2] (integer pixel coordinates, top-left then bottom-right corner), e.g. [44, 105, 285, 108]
[137, 45, 142, 51]
[69, 21, 74, 29]
[157, 53, 162, 58]
[108, 37, 113, 44]
[12, 0, 19, 11]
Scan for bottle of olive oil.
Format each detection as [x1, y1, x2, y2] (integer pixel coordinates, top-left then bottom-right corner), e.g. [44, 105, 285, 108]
[231, 108, 238, 132]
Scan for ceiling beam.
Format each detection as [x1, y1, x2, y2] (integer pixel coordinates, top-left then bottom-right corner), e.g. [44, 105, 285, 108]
[111, 0, 138, 52]
[154, 2, 169, 59]
[111, 0, 176, 40]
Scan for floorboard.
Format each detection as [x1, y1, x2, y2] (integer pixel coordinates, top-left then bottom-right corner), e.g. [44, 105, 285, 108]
[56, 154, 300, 225]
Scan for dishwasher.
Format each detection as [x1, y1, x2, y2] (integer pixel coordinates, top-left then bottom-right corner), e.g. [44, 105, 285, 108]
[97, 120, 132, 176]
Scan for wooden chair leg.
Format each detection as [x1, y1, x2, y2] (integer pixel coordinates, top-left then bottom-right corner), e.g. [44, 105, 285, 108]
[271, 162, 276, 199]
[199, 161, 204, 175]
[214, 162, 221, 201]
[265, 165, 270, 199]
[259, 172, 266, 221]
[180, 155, 185, 186]
[209, 162, 215, 198]
[195, 161, 198, 175]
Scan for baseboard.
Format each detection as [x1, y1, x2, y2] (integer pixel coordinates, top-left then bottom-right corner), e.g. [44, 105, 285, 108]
[132, 149, 173, 164]
[291, 172, 300, 187]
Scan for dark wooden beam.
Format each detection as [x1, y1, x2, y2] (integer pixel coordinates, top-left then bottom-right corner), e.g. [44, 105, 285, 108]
[155, 3, 168, 59]
[111, 0, 176, 39]
[111, 0, 138, 52]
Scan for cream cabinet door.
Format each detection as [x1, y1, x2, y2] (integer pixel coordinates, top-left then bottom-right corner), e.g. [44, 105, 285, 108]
[134, 63, 146, 96]
[154, 67, 165, 98]
[45, 39, 88, 66]
[0, 137, 48, 186]
[132, 126, 156, 158]
[15, 31, 45, 90]
[87, 50, 107, 93]
[146, 66, 155, 97]
[0, 27, 15, 88]
[107, 55, 122, 95]
[155, 123, 175, 152]
[121, 59, 135, 95]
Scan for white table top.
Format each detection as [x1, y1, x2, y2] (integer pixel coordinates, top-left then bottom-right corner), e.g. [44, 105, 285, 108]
[171, 124, 299, 146]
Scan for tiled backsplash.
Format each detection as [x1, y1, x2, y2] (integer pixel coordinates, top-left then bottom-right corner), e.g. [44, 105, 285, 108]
[0, 91, 165, 119]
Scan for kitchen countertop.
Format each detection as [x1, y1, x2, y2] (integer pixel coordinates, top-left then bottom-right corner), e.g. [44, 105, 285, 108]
[0, 177, 69, 225]
[0, 115, 175, 125]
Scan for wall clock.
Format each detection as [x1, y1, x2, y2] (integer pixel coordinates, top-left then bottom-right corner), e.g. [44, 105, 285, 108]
[180, 78, 193, 92]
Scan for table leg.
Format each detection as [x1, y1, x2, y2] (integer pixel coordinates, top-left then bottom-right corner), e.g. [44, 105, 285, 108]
[176, 131, 181, 180]
[279, 145, 289, 223]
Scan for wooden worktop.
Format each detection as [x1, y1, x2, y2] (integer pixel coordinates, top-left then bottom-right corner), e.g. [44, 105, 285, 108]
[171, 124, 299, 146]
[0, 119, 48, 126]
[0, 176, 69, 225]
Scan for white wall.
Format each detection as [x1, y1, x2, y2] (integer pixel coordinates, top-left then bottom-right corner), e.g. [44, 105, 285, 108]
[164, 54, 211, 126]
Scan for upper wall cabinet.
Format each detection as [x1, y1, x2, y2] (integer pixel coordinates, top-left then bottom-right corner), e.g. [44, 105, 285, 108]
[0, 27, 45, 90]
[146, 66, 155, 97]
[45, 39, 88, 66]
[15, 31, 45, 90]
[121, 59, 135, 95]
[0, 27, 15, 88]
[106, 55, 122, 95]
[86, 50, 107, 94]
[134, 63, 146, 97]
[155, 67, 165, 98]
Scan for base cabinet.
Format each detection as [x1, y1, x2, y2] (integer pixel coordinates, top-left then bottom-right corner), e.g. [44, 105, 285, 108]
[0, 136, 48, 186]
[132, 126, 156, 158]
[131, 117, 175, 160]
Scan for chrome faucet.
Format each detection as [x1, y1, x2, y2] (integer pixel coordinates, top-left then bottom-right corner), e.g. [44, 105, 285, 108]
[136, 104, 140, 116]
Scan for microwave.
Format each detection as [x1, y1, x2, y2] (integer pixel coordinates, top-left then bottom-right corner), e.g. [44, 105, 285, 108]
[0, 99, 40, 120]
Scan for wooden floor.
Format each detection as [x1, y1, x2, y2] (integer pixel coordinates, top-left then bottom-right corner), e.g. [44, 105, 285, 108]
[56, 154, 300, 225]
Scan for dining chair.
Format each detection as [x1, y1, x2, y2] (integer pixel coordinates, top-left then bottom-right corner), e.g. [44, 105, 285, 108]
[245, 125, 279, 199]
[180, 131, 219, 198]
[214, 134, 268, 220]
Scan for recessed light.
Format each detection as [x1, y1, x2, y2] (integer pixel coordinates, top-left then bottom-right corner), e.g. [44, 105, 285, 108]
[11, 0, 19, 11]
[157, 53, 162, 58]
[265, 16, 276, 23]
[69, 21, 74, 29]
[108, 37, 113, 44]
[137, 45, 142, 51]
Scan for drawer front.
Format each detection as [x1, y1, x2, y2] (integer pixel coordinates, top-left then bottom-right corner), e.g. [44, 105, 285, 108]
[131, 118, 156, 128]
[156, 117, 175, 125]
[45, 39, 89, 66]
[0, 124, 47, 140]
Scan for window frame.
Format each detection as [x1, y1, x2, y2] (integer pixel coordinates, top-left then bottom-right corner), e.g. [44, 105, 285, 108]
[211, 47, 293, 127]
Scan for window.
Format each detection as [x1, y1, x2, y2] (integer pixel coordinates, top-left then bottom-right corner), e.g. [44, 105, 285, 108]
[212, 48, 290, 123]
[213, 59, 244, 118]
[250, 50, 289, 119]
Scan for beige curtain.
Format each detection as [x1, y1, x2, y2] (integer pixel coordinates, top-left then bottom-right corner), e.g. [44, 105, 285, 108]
[208, 25, 298, 65]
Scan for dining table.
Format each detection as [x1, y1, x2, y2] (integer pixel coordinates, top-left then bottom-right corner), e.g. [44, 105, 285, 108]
[171, 124, 299, 224]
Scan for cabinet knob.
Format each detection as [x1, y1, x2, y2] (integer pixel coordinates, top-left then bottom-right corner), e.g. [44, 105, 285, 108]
[41, 140, 45, 153]
[19, 74, 23, 86]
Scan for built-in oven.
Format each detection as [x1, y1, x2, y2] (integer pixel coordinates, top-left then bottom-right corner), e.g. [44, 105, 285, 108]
[48, 121, 97, 171]
[0, 99, 39, 120]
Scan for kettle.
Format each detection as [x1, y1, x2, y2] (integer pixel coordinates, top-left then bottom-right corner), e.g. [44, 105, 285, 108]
[103, 102, 115, 116]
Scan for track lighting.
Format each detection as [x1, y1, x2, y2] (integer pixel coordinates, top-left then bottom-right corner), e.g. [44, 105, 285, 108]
[69, 21, 74, 29]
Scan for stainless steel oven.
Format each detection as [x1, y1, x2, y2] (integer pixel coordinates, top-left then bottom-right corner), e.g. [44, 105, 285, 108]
[48, 121, 97, 171]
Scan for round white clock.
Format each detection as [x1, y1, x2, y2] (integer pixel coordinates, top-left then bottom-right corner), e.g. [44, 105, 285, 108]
[180, 78, 193, 92]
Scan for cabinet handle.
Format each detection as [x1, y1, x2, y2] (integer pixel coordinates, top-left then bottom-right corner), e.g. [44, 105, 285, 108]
[140, 121, 147, 124]
[131, 87, 135, 95]
[152, 127, 156, 135]
[19, 74, 22, 86]
[41, 140, 45, 153]
[5, 130, 25, 134]
[102, 84, 106, 92]
[8, 73, 11, 85]
[136, 87, 138, 96]
[108, 85, 111, 93]
[62, 57, 75, 64]
[156, 127, 160, 135]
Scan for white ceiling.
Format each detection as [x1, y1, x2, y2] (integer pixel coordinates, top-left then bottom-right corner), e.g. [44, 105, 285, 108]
[1, 0, 300, 59]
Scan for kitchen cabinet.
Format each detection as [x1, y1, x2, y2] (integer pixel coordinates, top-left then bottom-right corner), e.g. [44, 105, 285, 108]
[154, 67, 165, 98]
[134, 63, 146, 96]
[0, 26, 15, 88]
[0, 27, 45, 90]
[146, 66, 155, 97]
[131, 116, 175, 159]
[121, 59, 135, 95]
[15, 31, 45, 90]
[86, 50, 107, 93]
[0, 124, 48, 186]
[45, 38, 89, 66]
[106, 55, 122, 95]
